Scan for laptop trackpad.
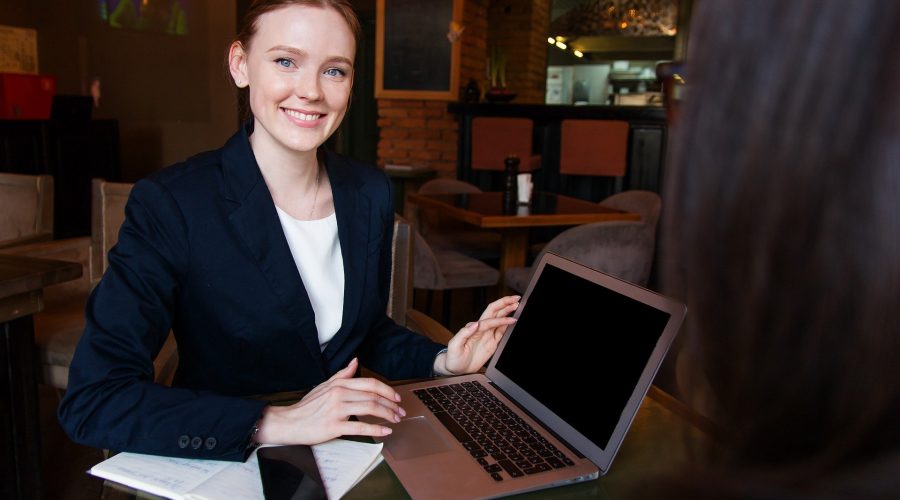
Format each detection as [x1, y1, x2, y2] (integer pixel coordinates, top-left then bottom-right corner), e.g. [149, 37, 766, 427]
[384, 416, 452, 460]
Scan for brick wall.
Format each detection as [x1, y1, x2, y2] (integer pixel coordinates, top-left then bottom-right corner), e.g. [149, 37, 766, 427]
[376, 0, 548, 176]
[487, 0, 549, 104]
[375, 100, 458, 172]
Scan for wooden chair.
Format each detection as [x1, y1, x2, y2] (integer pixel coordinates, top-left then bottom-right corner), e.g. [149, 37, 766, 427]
[389, 215, 453, 344]
[0, 172, 54, 248]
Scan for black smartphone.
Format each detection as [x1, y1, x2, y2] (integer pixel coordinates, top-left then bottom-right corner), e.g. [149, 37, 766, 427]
[257, 445, 327, 500]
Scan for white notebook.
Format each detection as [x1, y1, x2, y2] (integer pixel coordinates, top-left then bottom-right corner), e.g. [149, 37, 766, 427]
[89, 439, 383, 500]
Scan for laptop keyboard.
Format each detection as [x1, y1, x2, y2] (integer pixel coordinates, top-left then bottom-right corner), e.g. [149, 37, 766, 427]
[413, 381, 576, 482]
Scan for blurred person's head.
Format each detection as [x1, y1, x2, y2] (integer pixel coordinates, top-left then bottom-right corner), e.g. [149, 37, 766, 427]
[663, 0, 900, 494]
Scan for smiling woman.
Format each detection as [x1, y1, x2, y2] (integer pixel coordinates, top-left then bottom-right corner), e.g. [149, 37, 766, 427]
[58, 0, 519, 463]
[228, 4, 356, 209]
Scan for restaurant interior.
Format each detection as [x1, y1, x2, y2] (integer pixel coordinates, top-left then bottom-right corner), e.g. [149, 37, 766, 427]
[3, 0, 896, 499]
[0, 0, 693, 497]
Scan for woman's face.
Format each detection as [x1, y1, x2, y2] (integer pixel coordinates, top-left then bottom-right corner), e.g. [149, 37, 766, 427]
[230, 4, 355, 157]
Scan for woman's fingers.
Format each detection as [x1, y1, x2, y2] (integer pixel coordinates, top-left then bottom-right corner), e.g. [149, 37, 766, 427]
[339, 399, 405, 424]
[307, 357, 358, 397]
[453, 317, 517, 348]
[332, 384, 406, 418]
[260, 359, 411, 444]
[454, 321, 480, 341]
[474, 316, 517, 333]
[307, 360, 401, 404]
[480, 295, 521, 320]
[328, 357, 358, 381]
[330, 376, 402, 403]
[336, 419, 394, 438]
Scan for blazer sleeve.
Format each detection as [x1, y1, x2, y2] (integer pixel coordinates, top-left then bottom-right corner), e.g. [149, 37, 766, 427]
[356, 172, 446, 378]
[58, 179, 267, 461]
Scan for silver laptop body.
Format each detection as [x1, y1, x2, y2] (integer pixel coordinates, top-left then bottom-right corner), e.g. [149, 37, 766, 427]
[367, 253, 687, 499]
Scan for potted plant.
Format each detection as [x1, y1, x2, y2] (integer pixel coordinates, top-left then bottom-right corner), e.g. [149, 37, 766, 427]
[486, 46, 516, 102]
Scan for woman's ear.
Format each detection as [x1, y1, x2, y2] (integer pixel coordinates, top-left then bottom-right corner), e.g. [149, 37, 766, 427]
[228, 41, 249, 88]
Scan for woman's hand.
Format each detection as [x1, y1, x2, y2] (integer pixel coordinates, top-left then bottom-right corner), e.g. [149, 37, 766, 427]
[434, 295, 520, 376]
[254, 358, 405, 445]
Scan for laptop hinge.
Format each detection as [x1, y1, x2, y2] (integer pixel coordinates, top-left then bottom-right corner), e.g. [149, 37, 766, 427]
[488, 381, 587, 459]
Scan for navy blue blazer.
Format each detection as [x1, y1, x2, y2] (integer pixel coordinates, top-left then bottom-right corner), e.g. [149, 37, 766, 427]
[59, 125, 445, 461]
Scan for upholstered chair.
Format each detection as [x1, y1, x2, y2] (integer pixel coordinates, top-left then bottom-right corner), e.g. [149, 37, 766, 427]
[414, 178, 501, 261]
[504, 221, 654, 294]
[0, 173, 54, 248]
[412, 229, 499, 326]
[600, 190, 661, 231]
[0, 180, 182, 388]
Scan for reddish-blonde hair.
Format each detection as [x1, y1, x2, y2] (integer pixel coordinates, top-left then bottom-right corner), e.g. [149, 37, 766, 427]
[234, 0, 361, 52]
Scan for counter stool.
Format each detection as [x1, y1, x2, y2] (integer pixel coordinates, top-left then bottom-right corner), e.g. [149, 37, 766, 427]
[471, 117, 542, 176]
[559, 119, 629, 199]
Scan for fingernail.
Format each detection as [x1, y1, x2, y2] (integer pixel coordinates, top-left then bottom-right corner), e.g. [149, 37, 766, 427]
[394, 414, 401, 423]
[399, 407, 407, 417]
[382, 427, 393, 435]
[394, 393, 402, 402]
[466, 321, 476, 328]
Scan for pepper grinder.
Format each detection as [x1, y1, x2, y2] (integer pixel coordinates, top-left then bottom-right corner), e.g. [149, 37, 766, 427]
[503, 155, 519, 213]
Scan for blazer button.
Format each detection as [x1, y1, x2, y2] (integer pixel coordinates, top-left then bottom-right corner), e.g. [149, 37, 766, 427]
[204, 437, 217, 450]
[190, 436, 203, 450]
[178, 435, 190, 449]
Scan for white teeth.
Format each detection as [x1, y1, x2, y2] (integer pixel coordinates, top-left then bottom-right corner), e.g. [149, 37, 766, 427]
[283, 108, 320, 121]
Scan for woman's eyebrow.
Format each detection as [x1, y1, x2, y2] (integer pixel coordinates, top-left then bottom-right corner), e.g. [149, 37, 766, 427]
[266, 45, 306, 56]
[265, 45, 352, 66]
[324, 55, 354, 66]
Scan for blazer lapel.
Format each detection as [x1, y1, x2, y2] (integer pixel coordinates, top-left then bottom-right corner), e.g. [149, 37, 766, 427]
[322, 151, 370, 359]
[220, 126, 325, 369]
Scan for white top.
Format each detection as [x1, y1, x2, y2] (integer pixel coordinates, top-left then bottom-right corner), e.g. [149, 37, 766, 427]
[275, 207, 345, 350]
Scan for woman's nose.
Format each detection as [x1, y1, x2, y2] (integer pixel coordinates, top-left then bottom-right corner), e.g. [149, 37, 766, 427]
[296, 72, 322, 101]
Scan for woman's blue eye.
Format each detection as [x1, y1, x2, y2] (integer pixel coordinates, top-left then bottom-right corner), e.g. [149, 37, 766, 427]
[325, 67, 346, 77]
[275, 58, 293, 68]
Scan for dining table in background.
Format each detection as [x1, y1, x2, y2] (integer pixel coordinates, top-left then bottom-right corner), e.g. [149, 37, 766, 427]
[406, 191, 640, 291]
[1, 254, 82, 500]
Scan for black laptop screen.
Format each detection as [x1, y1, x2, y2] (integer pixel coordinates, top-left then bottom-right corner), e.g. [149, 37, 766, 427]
[494, 263, 671, 450]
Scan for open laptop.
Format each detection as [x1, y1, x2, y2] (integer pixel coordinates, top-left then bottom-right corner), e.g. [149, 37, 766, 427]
[367, 253, 686, 499]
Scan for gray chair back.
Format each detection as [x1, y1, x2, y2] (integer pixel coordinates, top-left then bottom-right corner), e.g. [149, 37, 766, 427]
[505, 221, 655, 293]
[601, 190, 662, 231]
[417, 178, 482, 195]
[0, 172, 53, 248]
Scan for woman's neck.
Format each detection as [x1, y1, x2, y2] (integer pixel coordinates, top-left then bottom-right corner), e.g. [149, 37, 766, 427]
[250, 131, 325, 220]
